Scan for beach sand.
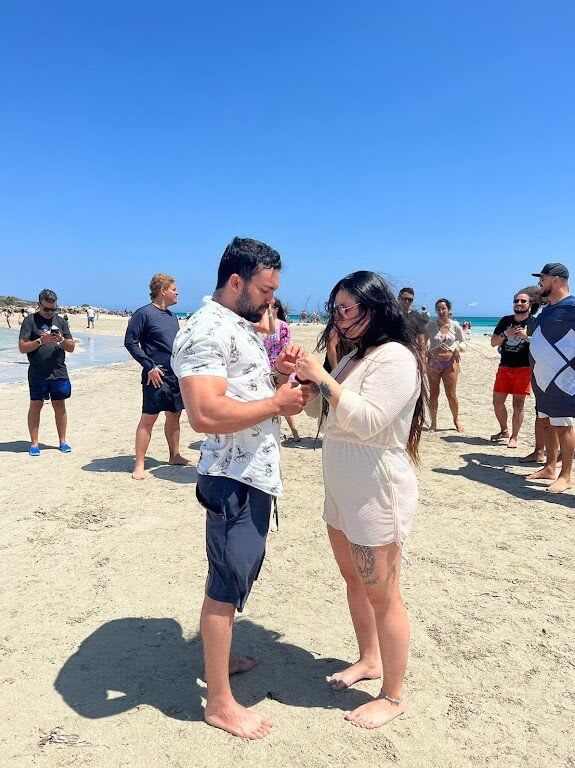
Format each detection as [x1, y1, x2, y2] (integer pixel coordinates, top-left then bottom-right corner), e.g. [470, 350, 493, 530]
[0, 319, 573, 767]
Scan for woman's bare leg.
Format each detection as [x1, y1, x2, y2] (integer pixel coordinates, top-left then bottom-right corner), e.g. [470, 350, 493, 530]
[345, 541, 409, 728]
[327, 525, 381, 690]
[443, 362, 463, 431]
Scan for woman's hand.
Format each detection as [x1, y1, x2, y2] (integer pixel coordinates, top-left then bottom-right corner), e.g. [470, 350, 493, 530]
[295, 354, 325, 384]
[276, 344, 308, 375]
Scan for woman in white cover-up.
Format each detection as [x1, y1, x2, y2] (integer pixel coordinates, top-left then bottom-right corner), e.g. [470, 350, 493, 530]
[295, 271, 425, 730]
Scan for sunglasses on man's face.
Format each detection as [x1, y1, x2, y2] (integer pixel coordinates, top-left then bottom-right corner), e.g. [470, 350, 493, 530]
[40, 304, 57, 313]
[513, 299, 529, 304]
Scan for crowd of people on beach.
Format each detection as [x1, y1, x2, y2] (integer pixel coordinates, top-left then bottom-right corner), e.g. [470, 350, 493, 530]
[15, 237, 575, 739]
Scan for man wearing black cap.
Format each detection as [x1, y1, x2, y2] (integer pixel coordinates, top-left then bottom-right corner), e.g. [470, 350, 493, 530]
[526, 263, 575, 493]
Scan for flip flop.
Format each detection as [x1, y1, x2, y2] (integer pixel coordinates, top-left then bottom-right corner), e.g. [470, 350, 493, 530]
[29, 445, 40, 456]
[490, 431, 509, 442]
[59, 443, 72, 453]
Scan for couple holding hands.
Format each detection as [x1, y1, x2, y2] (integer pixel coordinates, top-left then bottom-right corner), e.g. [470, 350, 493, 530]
[172, 238, 424, 739]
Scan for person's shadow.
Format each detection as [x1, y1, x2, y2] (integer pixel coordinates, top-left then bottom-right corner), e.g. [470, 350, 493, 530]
[54, 617, 371, 721]
[0, 440, 59, 453]
[433, 451, 575, 507]
[82, 456, 198, 484]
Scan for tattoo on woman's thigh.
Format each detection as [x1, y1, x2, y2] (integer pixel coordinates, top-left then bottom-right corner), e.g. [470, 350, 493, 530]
[349, 543, 378, 585]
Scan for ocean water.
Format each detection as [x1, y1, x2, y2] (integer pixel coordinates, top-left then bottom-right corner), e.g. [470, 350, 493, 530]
[0, 328, 130, 383]
[286, 314, 498, 335]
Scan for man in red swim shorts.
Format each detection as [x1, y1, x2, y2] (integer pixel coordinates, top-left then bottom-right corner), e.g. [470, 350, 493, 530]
[490, 290, 533, 448]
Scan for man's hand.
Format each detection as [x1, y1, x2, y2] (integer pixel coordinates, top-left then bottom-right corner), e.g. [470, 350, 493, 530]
[273, 380, 305, 416]
[40, 331, 56, 345]
[50, 331, 64, 344]
[147, 367, 164, 388]
[276, 344, 308, 375]
[514, 326, 528, 340]
[504, 325, 518, 339]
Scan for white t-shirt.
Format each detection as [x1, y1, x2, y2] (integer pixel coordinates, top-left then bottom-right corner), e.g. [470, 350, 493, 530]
[172, 299, 282, 496]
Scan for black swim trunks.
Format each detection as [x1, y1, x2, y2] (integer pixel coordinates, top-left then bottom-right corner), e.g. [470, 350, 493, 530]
[196, 474, 272, 612]
[142, 376, 183, 415]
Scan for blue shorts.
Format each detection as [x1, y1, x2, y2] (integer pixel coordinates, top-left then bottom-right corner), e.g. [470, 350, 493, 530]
[29, 378, 72, 401]
[196, 475, 272, 612]
[142, 377, 183, 415]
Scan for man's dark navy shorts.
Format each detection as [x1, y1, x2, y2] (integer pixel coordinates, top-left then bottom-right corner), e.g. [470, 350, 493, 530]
[29, 378, 72, 401]
[142, 376, 183, 415]
[196, 475, 272, 612]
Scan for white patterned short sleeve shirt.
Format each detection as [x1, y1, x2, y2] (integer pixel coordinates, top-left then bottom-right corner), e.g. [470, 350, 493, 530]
[171, 300, 282, 496]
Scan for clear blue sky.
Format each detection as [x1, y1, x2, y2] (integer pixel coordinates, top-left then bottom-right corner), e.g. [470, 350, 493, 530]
[1, 1, 574, 315]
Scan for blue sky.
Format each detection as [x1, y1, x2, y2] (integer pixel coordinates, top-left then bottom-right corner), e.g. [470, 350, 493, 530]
[1, 1, 574, 315]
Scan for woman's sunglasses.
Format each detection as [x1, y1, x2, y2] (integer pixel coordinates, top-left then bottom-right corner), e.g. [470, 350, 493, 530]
[328, 302, 362, 319]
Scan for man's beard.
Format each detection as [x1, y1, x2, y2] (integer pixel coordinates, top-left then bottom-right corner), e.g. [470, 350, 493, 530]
[236, 285, 268, 323]
[540, 287, 552, 298]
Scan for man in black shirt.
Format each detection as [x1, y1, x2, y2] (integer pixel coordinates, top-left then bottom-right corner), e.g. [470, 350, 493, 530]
[124, 273, 191, 479]
[398, 287, 426, 352]
[18, 288, 75, 456]
[490, 290, 533, 448]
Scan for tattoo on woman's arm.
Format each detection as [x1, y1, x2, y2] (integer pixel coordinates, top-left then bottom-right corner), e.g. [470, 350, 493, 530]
[319, 380, 333, 399]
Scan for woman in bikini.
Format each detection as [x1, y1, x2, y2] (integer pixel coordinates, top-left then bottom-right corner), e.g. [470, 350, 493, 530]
[425, 298, 466, 432]
[296, 271, 425, 729]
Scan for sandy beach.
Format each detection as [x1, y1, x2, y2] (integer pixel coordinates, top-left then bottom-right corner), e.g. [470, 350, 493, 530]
[1, 318, 573, 767]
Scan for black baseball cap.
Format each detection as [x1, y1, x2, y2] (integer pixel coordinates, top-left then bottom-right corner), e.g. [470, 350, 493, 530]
[531, 262, 569, 279]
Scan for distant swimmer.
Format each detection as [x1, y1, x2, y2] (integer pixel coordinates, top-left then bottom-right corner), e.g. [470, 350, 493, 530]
[124, 273, 192, 480]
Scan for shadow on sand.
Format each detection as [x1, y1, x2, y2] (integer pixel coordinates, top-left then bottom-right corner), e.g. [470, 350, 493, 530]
[433, 449, 575, 507]
[55, 618, 371, 722]
[81, 455, 198, 483]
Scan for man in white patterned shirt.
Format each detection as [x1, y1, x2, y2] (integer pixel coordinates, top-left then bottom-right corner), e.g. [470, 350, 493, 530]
[172, 237, 305, 740]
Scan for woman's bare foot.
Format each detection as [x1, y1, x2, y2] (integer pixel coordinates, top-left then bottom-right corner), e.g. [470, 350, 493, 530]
[526, 467, 557, 481]
[455, 421, 464, 433]
[169, 454, 193, 466]
[547, 477, 573, 493]
[205, 699, 272, 740]
[345, 697, 406, 729]
[507, 436, 518, 449]
[520, 451, 546, 463]
[229, 654, 259, 675]
[329, 659, 382, 691]
[131, 468, 147, 480]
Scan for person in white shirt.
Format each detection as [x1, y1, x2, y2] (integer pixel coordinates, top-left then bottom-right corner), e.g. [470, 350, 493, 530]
[172, 237, 306, 740]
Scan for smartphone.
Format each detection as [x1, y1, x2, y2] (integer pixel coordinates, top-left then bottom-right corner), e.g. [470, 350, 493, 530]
[50, 325, 60, 335]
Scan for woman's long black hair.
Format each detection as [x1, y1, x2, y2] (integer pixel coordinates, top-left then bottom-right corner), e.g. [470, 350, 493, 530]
[273, 297, 287, 322]
[316, 270, 427, 464]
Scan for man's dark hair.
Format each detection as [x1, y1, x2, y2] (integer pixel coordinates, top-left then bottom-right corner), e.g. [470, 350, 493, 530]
[38, 289, 57, 305]
[399, 287, 415, 296]
[216, 237, 281, 289]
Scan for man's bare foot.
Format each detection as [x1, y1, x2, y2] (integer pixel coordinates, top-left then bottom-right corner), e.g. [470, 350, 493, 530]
[547, 477, 573, 493]
[329, 659, 381, 691]
[526, 467, 557, 481]
[429, 422, 437, 432]
[131, 468, 147, 480]
[229, 654, 259, 675]
[455, 421, 464, 433]
[507, 437, 518, 449]
[169, 454, 193, 466]
[204, 700, 272, 740]
[520, 451, 546, 463]
[345, 697, 406, 729]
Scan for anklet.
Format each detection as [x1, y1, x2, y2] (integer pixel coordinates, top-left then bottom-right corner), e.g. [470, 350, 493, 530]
[380, 692, 403, 705]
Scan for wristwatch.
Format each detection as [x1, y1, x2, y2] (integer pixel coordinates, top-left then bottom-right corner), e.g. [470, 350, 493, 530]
[36, 337, 43, 346]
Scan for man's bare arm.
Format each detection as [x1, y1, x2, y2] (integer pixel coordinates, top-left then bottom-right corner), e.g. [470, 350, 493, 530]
[179, 375, 302, 434]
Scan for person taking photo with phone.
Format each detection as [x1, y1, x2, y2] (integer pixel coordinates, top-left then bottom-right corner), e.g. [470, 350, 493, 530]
[18, 289, 75, 456]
